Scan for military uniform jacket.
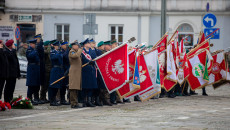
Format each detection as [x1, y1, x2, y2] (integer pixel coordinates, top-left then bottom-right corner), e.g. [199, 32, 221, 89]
[0, 48, 9, 79]
[69, 48, 82, 90]
[26, 46, 40, 86]
[49, 49, 64, 89]
[61, 48, 70, 87]
[81, 48, 98, 89]
[44, 46, 52, 73]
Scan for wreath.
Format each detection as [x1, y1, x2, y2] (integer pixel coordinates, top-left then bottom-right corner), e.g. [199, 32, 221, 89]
[10, 95, 33, 109]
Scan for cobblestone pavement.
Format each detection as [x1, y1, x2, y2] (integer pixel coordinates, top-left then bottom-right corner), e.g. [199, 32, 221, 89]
[0, 79, 230, 130]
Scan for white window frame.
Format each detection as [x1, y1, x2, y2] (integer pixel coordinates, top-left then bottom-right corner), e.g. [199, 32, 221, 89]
[54, 24, 70, 42]
[109, 24, 124, 44]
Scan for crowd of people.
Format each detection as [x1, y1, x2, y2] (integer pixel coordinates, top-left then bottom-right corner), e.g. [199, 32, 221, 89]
[0, 34, 212, 109]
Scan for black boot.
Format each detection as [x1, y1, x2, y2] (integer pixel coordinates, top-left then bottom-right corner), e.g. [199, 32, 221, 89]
[123, 99, 131, 103]
[134, 95, 141, 101]
[86, 97, 96, 107]
[34, 99, 45, 104]
[61, 100, 70, 105]
[31, 100, 39, 105]
[202, 88, 208, 96]
[95, 97, 103, 106]
[50, 98, 61, 106]
[103, 99, 113, 106]
[82, 97, 87, 107]
[71, 104, 83, 109]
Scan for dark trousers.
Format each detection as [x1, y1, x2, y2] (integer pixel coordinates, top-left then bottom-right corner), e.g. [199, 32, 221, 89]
[48, 87, 58, 102]
[60, 86, 67, 101]
[27, 86, 40, 100]
[81, 89, 93, 98]
[175, 83, 182, 94]
[4, 78, 16, 102]
[0, 78, 5, 99]
[110, 92, 117, 103]
[40, 71, 50, 100]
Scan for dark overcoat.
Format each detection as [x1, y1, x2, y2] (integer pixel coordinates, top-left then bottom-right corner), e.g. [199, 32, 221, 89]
[49, 49, 64, 89]
[81, 48, 98, 89]
[26, 46, 40, 86]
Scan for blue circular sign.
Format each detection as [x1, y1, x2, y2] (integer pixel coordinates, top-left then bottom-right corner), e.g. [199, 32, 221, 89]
[15, 26, 20, 40]
[203, 13, 217, 28]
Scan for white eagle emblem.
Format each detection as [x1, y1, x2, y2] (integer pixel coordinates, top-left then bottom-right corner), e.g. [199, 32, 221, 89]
[139, 66, 147, 83]
[112, 59, 124, 74]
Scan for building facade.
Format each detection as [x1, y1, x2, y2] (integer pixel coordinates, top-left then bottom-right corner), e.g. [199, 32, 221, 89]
[0, 0, 229, 51]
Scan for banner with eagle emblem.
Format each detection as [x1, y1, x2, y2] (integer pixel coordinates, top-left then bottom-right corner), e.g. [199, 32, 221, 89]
[95, 44, 128, 93]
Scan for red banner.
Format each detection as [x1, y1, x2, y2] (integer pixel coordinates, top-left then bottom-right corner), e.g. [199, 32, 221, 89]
[96, 44, 128, 93]
[125, 54, 153, 99]
[117, 50, 140, 98]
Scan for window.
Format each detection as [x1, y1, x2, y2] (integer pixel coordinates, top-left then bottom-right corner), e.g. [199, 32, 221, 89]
[178, 23, 194, 47]
[110, 25, 123, 44]
[56, 24, 69, 42]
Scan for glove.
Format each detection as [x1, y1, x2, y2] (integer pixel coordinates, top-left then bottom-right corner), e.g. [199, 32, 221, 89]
[89, 60, 95, 65]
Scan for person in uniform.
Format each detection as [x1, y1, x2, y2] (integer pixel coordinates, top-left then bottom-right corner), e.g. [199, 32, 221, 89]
[26, 39, 40, 105]
[109, 39, 124, 104]
[18, 43, 28, 57]
[69, 42, 83, 108]
[49, 41, 64, 106]
[34, 34, 45, 104]
[60, 41, 70, 105]
[89, 38, 103, 106]
[0, 40, 9, 101]
[40, 40, 52, 103]
[81, 38, 98, 107]
[96, 41, 113, 106]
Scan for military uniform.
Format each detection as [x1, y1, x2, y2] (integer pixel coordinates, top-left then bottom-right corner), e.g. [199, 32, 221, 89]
[69, 42, 83, 108]
[35, 34, 45, 104]
[60, 42, 70, 105]
[40, 41, 52, 102]
[49, 41, 64, 106]
[18, 46, 27, 57]
[26, 40, 40, 105]
[96, 41, 113, 106]
[81, 38, 98, 107]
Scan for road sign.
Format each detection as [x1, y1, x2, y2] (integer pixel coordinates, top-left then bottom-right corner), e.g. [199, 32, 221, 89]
[15, 26, 20, 40]
[83, 24, 98, 35]
[203, 13, 217, 28]
[204, 28, 220, 39]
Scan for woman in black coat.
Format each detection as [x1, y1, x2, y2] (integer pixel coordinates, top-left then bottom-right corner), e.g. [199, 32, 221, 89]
[0, 40, 9, 100]
[3, 40, 20, 102]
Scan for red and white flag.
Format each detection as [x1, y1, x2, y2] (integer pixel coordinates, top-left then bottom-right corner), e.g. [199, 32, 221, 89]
[156, 35, 168, 88]
[164, 43, 177, 91]
[139, 50, 161, 101]
[209, 52, 227, 84]
[187, 50, 209, 90]
[117, 49, 140, 98]
[95, 44, 129, 93]
[176, 39, 190, 84]
[125, 54, 153, 100]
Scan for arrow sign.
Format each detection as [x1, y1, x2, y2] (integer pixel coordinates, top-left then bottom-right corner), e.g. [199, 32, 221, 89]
[203, 13, 217, 28]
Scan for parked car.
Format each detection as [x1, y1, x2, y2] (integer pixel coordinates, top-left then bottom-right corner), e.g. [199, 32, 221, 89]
[17, 55, 27, 78]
